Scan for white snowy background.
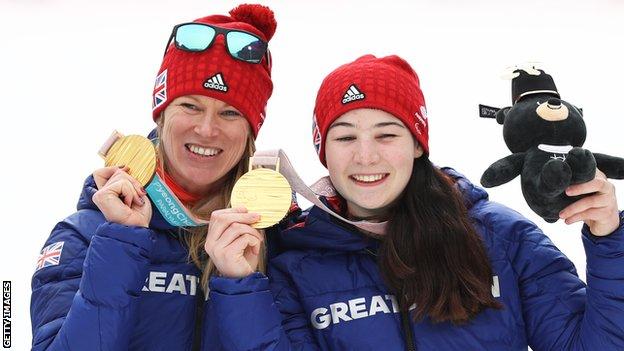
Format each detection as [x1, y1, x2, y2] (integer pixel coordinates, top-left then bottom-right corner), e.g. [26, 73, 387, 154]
[1, 0, 623, 349]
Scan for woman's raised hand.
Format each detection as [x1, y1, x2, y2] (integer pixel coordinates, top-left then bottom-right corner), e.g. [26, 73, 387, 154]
[560, 169, 620, 236]
[204, 207, 263, 278]
[92, 166, 152, 228]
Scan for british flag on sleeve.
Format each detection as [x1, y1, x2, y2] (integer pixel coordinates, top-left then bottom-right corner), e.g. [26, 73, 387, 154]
[36, 242, 64, 271]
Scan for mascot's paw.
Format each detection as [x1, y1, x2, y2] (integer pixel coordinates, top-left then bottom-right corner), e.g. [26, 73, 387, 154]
[567, 147, 596, 184]
[540, 159, 572, 196]
[481, 167, 503, 188]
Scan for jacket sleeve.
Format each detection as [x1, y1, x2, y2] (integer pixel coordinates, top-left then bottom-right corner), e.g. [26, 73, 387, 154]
[30, 215, 155, 351]
[510, 210, 624, 350]
[209, 267, 321, 351]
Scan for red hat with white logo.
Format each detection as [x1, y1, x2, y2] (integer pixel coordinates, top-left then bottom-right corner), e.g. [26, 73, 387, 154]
[312, 54, 429, 166]
[152, 4, 277, 137]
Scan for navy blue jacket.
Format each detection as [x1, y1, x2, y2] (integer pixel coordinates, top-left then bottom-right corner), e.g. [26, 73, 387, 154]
[209, 168, 624, 350]
[30, 176, 228, 350]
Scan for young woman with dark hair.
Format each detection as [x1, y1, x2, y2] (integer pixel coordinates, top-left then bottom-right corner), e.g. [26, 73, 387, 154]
[206, 55, 624, 350]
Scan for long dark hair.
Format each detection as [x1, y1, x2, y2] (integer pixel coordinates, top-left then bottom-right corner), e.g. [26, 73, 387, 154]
[379, 155, 502, 324]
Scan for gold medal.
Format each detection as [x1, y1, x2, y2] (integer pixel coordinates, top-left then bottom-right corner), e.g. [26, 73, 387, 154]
[231, 167, 292, 229]
[99, 131, 157, 187]
[98, 130, 208, 227]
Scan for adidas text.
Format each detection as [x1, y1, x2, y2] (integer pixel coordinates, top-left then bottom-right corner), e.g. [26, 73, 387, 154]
[204, 81, 228, 92]
[342, 94, 364, 104]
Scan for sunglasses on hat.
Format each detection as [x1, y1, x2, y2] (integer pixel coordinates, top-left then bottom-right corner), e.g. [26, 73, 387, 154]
[163, 23, 270, 65]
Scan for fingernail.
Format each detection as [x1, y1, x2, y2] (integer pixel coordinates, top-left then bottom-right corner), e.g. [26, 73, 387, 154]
[118, 164, 126, 168]
[141, 187, 147, 195]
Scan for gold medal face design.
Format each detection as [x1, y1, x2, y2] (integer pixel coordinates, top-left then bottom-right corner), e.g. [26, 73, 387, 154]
[104, 135, 157, 187]
[231, 168, 292, 229]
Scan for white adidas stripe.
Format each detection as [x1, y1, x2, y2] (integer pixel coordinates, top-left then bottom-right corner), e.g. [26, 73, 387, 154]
[215, 74, 224, 85]
[206, 74, 225, 86]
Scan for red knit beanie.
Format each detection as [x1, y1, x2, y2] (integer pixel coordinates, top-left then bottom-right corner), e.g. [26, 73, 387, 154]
[312, 54, 429, 166]
[152, 4, 277, 137]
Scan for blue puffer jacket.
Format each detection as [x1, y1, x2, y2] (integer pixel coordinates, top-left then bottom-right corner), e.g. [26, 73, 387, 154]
[209, 168, 624, 350]
[30, 175, 228, 350]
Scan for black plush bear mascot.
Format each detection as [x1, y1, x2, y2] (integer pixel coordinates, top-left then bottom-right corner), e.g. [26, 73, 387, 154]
[479, 67, 624, 222]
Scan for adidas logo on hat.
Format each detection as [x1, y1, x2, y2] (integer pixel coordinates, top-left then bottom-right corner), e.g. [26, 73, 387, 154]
[341, 84, 365, 104]
[203, 73, 228, 92]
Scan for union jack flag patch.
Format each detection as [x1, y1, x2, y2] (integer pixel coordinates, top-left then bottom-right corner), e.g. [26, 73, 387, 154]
[152, 69, 168, 110]
[154, 69, 167, 89]
[36, 242, 64, 271]
[312, 115, 322, 154]
[153, 88, 167, 110]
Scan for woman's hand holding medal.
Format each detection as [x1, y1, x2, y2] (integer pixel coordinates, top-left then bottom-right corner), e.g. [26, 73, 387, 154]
[204, 158, 293, 278]
[204, 207, 264, 278]
[92, 165, 152, 228]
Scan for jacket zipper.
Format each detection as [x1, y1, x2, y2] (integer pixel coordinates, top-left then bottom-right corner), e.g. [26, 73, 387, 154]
[363, 248, 416, 351]
[401, 309, 417, 351]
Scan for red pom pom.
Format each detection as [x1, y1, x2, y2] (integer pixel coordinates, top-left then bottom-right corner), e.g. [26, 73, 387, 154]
[229, 4, 277, 41]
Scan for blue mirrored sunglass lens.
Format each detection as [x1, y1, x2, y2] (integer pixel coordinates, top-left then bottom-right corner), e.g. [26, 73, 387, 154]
[226, 31, 265, 63]
[175, 25, 215, 51]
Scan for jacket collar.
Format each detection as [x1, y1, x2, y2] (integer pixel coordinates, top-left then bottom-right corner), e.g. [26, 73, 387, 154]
[277, 167, 489, 253]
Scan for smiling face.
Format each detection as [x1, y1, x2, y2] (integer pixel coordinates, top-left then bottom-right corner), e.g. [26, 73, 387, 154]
[159, 95, 251, 195]
[324, 108, 424, 220]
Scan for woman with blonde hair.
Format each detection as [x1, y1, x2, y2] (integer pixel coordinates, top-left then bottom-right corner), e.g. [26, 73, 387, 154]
[30, 4, 276, 350]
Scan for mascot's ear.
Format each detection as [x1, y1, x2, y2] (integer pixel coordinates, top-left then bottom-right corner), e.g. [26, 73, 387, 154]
[495, 107, 511, 125]
[569, 104, 583, 116]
